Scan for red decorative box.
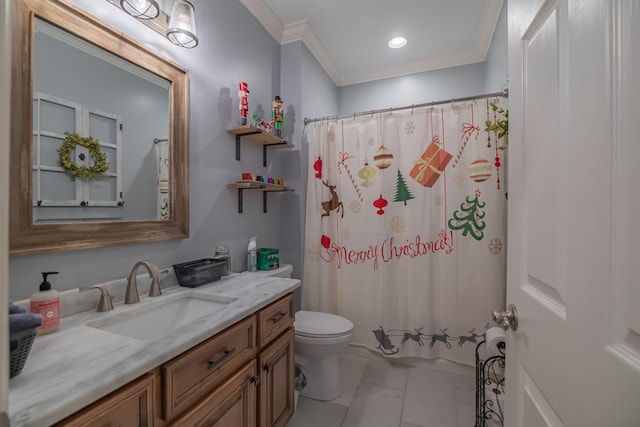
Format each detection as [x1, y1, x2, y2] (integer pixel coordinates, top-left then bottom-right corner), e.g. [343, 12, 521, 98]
[409, 142, 452, 188]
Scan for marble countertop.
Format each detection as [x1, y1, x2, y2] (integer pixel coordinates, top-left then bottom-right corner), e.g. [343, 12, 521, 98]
[8, 268, 300, 427]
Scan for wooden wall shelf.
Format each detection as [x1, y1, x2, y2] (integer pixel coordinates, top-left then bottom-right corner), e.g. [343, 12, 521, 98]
[226, 181, 294, 213]
[227, 126, 294, 167]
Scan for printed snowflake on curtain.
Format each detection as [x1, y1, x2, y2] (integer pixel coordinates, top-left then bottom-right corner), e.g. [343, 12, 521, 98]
[488, 238, 503, 255]
[448, 189, 487, 241]
[340, 228, 351, 241]
[391, 216, 405, 233]
[307, 244, 322, 262]
[328, 128, 335, 142]
[405, 121, 416, 135]
[350, 199, 362, 213]
[453, 172, 465, 186]
[368, 137, 376, 146]
[435, 195, 444, 207]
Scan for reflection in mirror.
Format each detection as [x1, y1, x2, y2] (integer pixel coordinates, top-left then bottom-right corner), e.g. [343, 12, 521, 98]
[33, 19, 170, 223]
[10, 0, 189, 255]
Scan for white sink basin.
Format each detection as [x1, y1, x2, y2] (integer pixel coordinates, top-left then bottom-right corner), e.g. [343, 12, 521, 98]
[88, 294, 236, 341]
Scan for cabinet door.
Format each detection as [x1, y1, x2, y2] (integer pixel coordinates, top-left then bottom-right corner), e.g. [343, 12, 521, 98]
[257, 294, 294, 348]
[258, 328, 294, 427]
[170, 361, 257, 427]
[54, 371, 157, 427]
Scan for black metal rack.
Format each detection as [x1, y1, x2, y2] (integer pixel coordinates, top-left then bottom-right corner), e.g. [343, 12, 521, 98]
[475, 339, 506, 427]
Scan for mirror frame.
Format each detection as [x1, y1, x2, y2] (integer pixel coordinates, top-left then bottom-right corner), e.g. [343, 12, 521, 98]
[10, 0, 190, 256]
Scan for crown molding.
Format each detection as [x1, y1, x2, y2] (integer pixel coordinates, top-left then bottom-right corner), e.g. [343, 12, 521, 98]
[476, 0, 504, 59]
[237, 0, 283, 42]
[282, 20, 341, 85]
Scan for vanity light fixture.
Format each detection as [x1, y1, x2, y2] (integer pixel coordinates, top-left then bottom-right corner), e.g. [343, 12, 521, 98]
[388, 36, 408, 49]
[120, 0, 160, 20]
[167, 0, 199, 48]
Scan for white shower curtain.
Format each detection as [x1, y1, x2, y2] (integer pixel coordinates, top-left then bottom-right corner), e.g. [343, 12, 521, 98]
[303, 99, 507, 365]
[156, 140, 170, 220]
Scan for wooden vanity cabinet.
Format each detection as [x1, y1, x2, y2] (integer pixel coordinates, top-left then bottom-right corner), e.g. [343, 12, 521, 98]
[258, 327, 295, 427]
[54, 293, 295, 427]
[54, 370, 159, 427]
[168, 361, 257, 426]
[162, 315, 257, 422]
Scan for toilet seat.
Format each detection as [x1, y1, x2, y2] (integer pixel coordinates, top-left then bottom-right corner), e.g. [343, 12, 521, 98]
[295, 310, 354, 338]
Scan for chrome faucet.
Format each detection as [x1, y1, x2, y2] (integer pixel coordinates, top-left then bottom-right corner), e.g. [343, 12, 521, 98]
[125, 260, 162, 304]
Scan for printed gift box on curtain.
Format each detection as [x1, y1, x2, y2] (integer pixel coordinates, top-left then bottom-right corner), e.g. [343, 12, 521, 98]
[409, 139, 452, 188]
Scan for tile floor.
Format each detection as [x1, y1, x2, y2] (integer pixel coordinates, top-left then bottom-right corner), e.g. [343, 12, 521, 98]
[287, 345, 476, 427]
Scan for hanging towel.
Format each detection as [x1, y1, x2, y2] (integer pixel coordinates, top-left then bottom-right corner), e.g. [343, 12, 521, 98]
[155, 140, 170, 220]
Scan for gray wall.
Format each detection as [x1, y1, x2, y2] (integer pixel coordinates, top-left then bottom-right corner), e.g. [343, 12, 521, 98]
[279, 41, 338, 309]
[484, 1, 508, 92]
[337, 62, 486, 114]
[10, 0, 286, 300]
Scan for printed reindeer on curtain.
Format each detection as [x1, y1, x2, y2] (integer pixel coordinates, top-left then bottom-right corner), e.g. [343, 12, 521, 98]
[303, 98, 508, 365]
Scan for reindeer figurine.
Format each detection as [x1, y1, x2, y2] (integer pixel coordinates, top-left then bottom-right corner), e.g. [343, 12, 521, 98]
[401, 328, 425, 347]
[322, 180, 344, 218]
[429, 329, 452, 349]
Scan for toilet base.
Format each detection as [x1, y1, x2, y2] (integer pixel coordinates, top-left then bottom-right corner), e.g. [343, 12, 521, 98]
[296, 353, 342, 401]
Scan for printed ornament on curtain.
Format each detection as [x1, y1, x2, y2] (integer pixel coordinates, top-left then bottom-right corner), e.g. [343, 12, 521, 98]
[313, 157, 323, 179]
[359, 161, 376, 188]
[410, 138, 453, 188]
[374, 145, 393, 169]
[468, 158, 492, 183]
[373, 194, 388, 215]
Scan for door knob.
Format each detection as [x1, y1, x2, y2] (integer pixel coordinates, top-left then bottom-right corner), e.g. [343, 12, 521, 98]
[492, 303, 518, 331]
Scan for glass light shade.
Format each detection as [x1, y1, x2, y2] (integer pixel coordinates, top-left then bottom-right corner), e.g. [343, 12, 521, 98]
[120, 0, 160, 20]
[167, 0, 199, 48]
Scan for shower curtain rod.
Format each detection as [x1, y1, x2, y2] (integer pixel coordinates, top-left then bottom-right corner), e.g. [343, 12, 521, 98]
[303, 88, 508, 125]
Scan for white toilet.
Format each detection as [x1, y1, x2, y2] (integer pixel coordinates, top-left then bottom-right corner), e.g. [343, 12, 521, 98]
[294, 310, 354, 401]
[259, 265, 354, 401]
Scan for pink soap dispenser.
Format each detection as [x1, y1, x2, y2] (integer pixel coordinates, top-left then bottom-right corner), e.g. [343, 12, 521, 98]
[30, 271, 60, 335]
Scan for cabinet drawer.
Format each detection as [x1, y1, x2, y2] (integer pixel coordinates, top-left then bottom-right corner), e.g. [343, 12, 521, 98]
[169, 361, 257, 427]
[162, 315, 256, 421]
[257, 294, 294, 347]
[55, 371, 157, 427]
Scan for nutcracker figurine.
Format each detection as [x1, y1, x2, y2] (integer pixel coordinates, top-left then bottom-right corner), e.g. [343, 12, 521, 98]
[272, 95, 284, 138]
[238, 82, 250, 125]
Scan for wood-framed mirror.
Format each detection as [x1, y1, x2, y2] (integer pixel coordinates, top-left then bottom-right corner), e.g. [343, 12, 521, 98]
[10, 0, 189, 255]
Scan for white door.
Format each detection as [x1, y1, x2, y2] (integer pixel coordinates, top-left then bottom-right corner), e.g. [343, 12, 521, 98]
[504, 0, 640, 425]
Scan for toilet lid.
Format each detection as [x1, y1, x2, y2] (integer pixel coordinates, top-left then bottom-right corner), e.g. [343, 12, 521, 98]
[295, 310, 354, 338]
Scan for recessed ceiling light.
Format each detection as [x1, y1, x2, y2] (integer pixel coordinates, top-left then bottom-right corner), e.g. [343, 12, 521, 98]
[388, 36, 407, 49]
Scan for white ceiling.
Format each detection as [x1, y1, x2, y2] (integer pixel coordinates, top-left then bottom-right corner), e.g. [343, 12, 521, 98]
[238, 0, 504, 86]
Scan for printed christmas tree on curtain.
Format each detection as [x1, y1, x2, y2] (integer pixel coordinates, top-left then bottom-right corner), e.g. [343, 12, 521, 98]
[448, 189, 487, 240]
[393, 169, 415, 205]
